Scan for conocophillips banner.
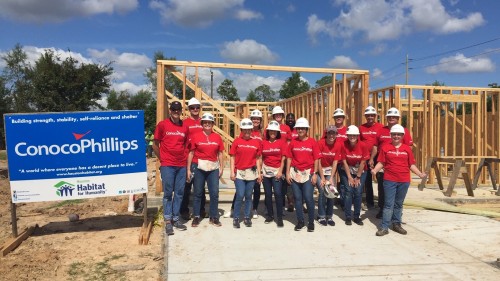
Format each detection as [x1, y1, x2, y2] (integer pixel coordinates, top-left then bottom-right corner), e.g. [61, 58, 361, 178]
[4, 111, 148, 203]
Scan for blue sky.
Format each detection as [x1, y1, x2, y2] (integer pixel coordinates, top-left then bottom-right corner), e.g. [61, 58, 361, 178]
[1, 0, 499, 101]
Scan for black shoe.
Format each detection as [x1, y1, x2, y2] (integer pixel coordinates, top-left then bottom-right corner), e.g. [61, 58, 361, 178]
[376, 229, 389, 236]
[209, 217, 222, 227]
[191, 216, 200, 227]
[276, 218, 284, 228]
[345, 219, 352, 225]
[318, 218, 327, 226]
[244, 218, 252, 227]
[307, 222, 314, 232]
[233, 218, 240, 229]
[264, 216, 274, 224]
[353, 218, 364, 226]
[392, 223, 407, 235]
[294, 221, 305, 231]
[165, 223, 174, 235]
[180, 212, 191, 221]
[327, 218, 335, 226]
[376, 211, 383, 219]
[173, 221, 187, 231]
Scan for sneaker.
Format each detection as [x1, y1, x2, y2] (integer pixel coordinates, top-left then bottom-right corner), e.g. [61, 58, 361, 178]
[191, 216, 200, 227]
[252, 209, 258, 219]
[223, 209, 233, 218]
[276, 218, 284, 228]
[165, 223, 174, 235]
[287, 205, 294, 212]
[233, 218, 240, 229]
[294, 221, 305, 231]
[264, 216, 274, 224]
[318, 218, 327, 226]
[376, 211, 383, 219]
[345, 219, 352, 226]
[353, 218, 364, 226]
[376, 229, 389, 236]
[244, 218, 252, 227]
[392, 223, 407, 235]
[181, 212, 191, 221]
[173, 220, 187, 231]
[327, 218, 335, 226]
[307, 222, 315, 232]
[209, 217, 222, 227]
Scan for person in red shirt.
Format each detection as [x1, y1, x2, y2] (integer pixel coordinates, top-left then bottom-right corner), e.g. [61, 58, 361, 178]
[359, 106, 383, 209]
[286, 117, 321, 232]
[261, 121, 287, 227]
[322, 108, 348, 140]
[372, 125, 425, 236]
[272, 106, 292, 141]
[284, 112, 296, 212]
[187, 113, 224, 227]
[230, 118, 262, 228]
[316, 125, 342, 227]
[340, 125, 370, 226]
[180, 97, 207, 220]
[153, 101, 189, 235]
[371, 107, 413, 219]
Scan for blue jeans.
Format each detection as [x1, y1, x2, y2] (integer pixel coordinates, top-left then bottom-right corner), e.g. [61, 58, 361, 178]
[381, 180, 410, 230]
[192, 163, 220, 219]
[234, 178, 255, 219]
[160, 166, 186, 222]
[316, 174, 334, 219]
[340, 169, 366, 220]
[262, 176, 283, 219]
[291, 177, 315, 223]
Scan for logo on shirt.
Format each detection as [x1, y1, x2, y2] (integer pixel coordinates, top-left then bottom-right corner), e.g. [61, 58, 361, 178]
[165, 131, 186, 137]
[321, 152, 336, 156]
[198, 141, 219, 146]
[263, 148, 281, 153]
[387, 150, 408, 156]
[238, 144, 258, 150]
[362, 131, 377, 135]
[346, 154, 362, 159]
[293, 147, 313, 152]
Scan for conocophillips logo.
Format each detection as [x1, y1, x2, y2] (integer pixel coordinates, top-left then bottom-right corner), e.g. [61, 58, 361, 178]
[15, 130, 139, 157]
[54, 181, 75, 197]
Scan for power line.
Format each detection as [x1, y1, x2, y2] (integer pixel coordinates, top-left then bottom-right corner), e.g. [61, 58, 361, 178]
[410, 37, 500, 62]
[410, 47, 500, 71]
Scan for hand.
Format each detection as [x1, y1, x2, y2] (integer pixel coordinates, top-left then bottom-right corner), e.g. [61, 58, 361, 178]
[286, 174, 292, 185]
[186, 170, 192, 183]
[276, 171, 282, 179]
[354, 178, 361, 187]
[230, 173, 235, 181]
[368, 159, 374, 169]
[219, 169, 223, 178]
[311, 175, 317, 185]
[371, 170, 377, 176]
[419, 172, 427, 179]
[257, 174, 263, 183]
[348, 177, 355, 187]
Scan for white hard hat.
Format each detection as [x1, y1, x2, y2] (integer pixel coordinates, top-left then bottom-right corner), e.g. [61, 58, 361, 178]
[240, 118, 253, 129]
[201, 113, 215, 123]
[386, 107, 401, 117]
[390, 124, 405, 134]
[333, 108, 345, 117]
[250, 109, 262, 118]
[272, 106, 285, 115]
[294, 117, 310, 128]
[323, 182, 339, 199]
[346, 125, 360, 135]
[266, 121, 280, 131]
[364, 106, 377, 115]
[188, 97, 201, 107]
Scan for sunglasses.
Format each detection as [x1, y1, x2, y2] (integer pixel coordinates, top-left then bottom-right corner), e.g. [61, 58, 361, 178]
[189, 106, 200, 110]
[241, 122, 252, 126]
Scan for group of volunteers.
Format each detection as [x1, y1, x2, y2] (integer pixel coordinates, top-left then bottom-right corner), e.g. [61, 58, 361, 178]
[152, 97, 426, 237]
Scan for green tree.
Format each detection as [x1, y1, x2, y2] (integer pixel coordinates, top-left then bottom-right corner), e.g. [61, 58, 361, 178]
[246, 90, 259, 102]
[107, 89, 130, 110]
[127, 89, 153, 110]
[315, 75, 333, 88]
[254, 84, 276, 102]
[279, 72, 310, 99]
[1, 43, 32, 112]
[217, 79, 240, 101]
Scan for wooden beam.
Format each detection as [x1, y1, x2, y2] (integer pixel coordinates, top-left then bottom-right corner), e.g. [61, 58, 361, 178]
[1, 224, 38, 256]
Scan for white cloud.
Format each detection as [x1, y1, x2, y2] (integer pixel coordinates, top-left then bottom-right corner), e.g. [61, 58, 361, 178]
[425, 53, 495, 74]
[112, 82, 150, 93]
[227, 72, 284, 99]
[307, 0, 484, 44]
[150, 0, 259, 28]
[0, 0, 138, 23]
[372, 68, 383, 79]
[286, 4, 296, 13]
[220, 39, 278, 64]
[327, 55, 359, 69]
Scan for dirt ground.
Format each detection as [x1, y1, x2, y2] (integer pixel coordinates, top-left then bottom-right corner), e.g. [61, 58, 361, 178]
[0, 158, 163, 281]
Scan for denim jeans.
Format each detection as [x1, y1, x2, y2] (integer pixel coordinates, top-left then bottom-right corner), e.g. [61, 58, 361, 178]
[262, 176, 283, 219]
[234, 178, 255, 219]
[340, 169, 366, 220]
[192, 163, 220, 219]
[381, 180, 410, 230]
[315, 174, 334, 219]
[160, 166, 186, 222]
[291, 176, 315, 223]
[180, 174, 206, 215]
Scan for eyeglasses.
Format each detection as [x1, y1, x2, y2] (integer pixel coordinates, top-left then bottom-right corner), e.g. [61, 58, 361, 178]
[189, 106, 200, 110]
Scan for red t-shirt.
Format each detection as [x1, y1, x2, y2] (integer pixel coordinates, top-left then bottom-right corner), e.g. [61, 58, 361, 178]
[154, 118, 189, 167]
[189, 131, 224, 163]
[262, 139, 288, 168]
[279, 124, 292, 141]
[341, 140, 370, 170]
[317, 138, 342, 168]
[377, 143, 416, 182]
[290, 128, 298, 140]
[184, 117, 203, 152]
[376, 125, 413, 148]
[287, 137, 321, 173]
[230, 137, 262, 170]
[359, 122, 383, 151]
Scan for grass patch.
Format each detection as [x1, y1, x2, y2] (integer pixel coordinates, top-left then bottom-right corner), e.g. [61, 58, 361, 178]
[67, 256, 126, 281]
[47, 199, 85, 209]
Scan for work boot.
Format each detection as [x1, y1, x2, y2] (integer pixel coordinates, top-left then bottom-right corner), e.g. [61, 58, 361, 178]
[376, 229, 389, 236]
[233, 218, 240, 229]
[209, 217, 222, 227]
[191, 216, 200, 227]
[294, 221, 305, 231]
[307, 222, 314, 232]
[244, 218, 252, 227]
[392, 223, 407, 235]
[353, 218, 364, 226]
[276, 218, 284, 228]
[264, 216, 274, 224]
[165, 222, 174, 236]
[345, 219, 352, 226]
[173, 220, 187, 231]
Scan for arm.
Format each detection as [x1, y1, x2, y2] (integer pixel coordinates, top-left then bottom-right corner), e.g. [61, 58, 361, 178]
[286, 157, 292, 185]
[329, 160, 338, 186]
[256, 156, 263, 183]
[354, 160, 366, 187]
[230, 156, 236, 181]
[369, 146, 377, 169]
[186, 150, 194, 182]
[152, 140, 161, 158]
[372, 162, 384, 175]
[218, 151, 224, 178]
[276, 155, 285, 179]
[410, 164, 426, 179]
[342, 159, 355, 187]
[311, 159, 319, 185]
[317, 163, 325, 187]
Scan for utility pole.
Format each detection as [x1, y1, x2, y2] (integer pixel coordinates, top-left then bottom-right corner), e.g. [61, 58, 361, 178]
[210, 70, 214, 99]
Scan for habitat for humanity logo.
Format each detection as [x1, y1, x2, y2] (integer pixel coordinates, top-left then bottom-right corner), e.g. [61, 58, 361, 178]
[54, 181, 75, 197]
